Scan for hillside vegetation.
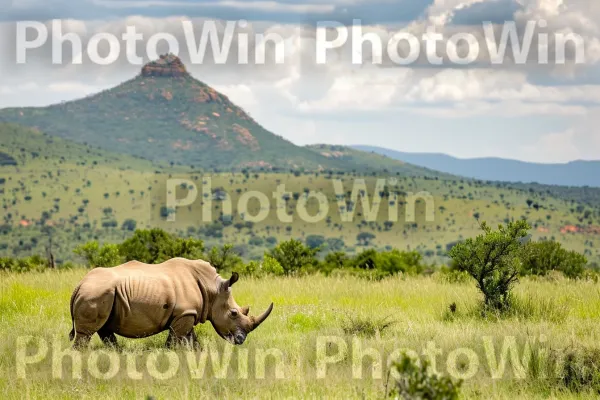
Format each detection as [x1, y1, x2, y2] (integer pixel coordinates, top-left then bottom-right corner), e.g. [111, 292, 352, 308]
[1, 123, 598, 265]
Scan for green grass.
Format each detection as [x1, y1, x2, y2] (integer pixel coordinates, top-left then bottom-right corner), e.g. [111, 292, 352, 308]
[1, 270, 600, 399]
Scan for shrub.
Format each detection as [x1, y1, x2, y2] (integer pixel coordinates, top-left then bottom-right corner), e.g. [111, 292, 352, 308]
[268, 239, 319, 275]
[345, 249, 425, 277]
[262, 255, 284, 276]
[341, 315, 394, 337]
[74, 241, 122, 268]
[305, 235, 326, 250]
[352, 249, 378, 270]
[0, 256, 48, 273]
[121, 219, 137, 231]
[357, 232, 376, 246]
[118, 229, 204, 264]
[449, 220, 530, 312]
[240, 255, 284, 277]
[326, 237, 345, 251]
[207, 244, 242, 272]
[521, 240, 588, 279]
[377, 250, 424, 275]
[552, 347, 600, 393]
[248, 236, 264, 246]
[321, 251, 350, 274]
[388, 354, 462, 399]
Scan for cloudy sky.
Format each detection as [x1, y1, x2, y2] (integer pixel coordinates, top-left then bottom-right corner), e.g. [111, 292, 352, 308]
[0, 0, 599, 163]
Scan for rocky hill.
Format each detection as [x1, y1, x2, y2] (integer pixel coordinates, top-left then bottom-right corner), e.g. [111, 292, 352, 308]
[0, 55, 346, 172]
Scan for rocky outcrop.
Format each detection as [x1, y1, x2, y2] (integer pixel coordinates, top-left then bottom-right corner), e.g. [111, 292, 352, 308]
[141, 54, 188, 78]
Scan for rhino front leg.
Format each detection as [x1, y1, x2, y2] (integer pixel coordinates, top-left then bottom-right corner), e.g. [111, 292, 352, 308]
[185, 329, 201, 350]
[165, 313, 197, 349]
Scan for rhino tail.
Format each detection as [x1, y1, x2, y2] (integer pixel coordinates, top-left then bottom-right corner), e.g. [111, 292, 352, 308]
[69, 283, 82, 341]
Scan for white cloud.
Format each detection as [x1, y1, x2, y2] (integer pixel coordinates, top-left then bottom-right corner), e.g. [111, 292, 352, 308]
[518, 128, 582, 162]
[0, 8, 599, 162]
[92, 0, 336, 13]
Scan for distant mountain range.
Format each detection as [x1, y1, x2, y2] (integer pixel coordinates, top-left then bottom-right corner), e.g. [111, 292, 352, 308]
[352, 145, 600, 188]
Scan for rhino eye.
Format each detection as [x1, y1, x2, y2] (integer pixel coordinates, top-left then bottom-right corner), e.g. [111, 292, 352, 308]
[230, 309, 239, 318]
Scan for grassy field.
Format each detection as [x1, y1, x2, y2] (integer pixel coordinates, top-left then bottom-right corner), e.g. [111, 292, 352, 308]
[2, 269, 600, 399]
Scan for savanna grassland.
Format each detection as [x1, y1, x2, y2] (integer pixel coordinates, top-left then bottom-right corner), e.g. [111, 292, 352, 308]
[1, 269, 600, 399]
[2, 57, 600, 400]
[2, 124, 599, 265]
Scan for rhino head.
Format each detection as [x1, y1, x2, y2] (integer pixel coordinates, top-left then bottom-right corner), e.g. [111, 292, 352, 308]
[209, 272, 273, 345]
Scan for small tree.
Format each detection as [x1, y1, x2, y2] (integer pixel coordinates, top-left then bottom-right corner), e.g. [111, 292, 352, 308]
[74, 241, 122, 268]
[269, 239, 319, 274]
[305, 235, 326, 250]
[449, 220, 530, 311]
[119, 228, 204, 264]
[121, 219, 137, 231]
[357, 232, 376, 246]
[208, 244, 242, 271]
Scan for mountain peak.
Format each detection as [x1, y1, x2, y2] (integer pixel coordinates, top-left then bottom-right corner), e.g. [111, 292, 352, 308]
[141, 53, 188, 78]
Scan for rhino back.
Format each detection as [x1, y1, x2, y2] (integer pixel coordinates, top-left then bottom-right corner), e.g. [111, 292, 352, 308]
[104, 263, 203, 338]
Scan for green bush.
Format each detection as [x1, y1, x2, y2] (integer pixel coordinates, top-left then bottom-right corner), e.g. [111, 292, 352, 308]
[321, 251, 351, 274]
[73, 241, 122, 268]
[119, 228, 204, 264]
[377, 249, 424, 275]
[240, 255, 284, 277]
[207, 244, 242, 272]
[449, 220, 530, 312]
[268, 239, 319, 275]
[121, 219, 137, 231]
[335, 249, 425, 278]
[0, 255, 48, 273]
[262, 255, 285, 276]
[305, 234, 326, 249]
[521, 240, 588, 279]
[389, 354, 462, 399]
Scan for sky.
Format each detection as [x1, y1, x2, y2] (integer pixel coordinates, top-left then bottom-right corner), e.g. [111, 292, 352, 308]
[0, 0, 599, 163]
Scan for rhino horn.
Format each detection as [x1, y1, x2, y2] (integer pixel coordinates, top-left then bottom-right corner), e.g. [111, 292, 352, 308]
[252, 303, 274, 330]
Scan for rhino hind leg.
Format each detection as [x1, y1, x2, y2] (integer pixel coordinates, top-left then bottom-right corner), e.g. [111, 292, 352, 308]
[72, 288, 115, 349]
[73, 334, 92, 350]
[97, 327, 119, 348]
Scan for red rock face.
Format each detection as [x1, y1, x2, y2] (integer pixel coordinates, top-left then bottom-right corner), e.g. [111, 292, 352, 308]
[141, 54, 188, 78]
[560, 225, 600, 234]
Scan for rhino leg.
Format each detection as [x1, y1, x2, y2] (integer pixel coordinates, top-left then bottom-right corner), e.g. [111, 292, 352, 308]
[72, 287, 115, 349]
[165, 314, 198, 349]
[97, 327, 118, 348]
[73, 334, 91, 350]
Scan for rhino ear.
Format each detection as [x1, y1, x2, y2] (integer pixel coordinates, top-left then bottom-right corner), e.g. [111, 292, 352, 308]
[220, 272, 239, 292]
[241, 306, 250, 316]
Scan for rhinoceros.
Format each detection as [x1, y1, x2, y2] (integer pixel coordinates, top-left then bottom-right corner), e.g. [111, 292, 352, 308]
[68, 257, 273, 349]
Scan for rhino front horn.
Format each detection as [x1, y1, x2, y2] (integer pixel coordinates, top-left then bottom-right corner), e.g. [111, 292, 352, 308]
[252, 303, 274, 330]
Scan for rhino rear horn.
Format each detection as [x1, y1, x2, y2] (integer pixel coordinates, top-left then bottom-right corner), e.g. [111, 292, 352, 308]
[252, 303, 274, 330]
